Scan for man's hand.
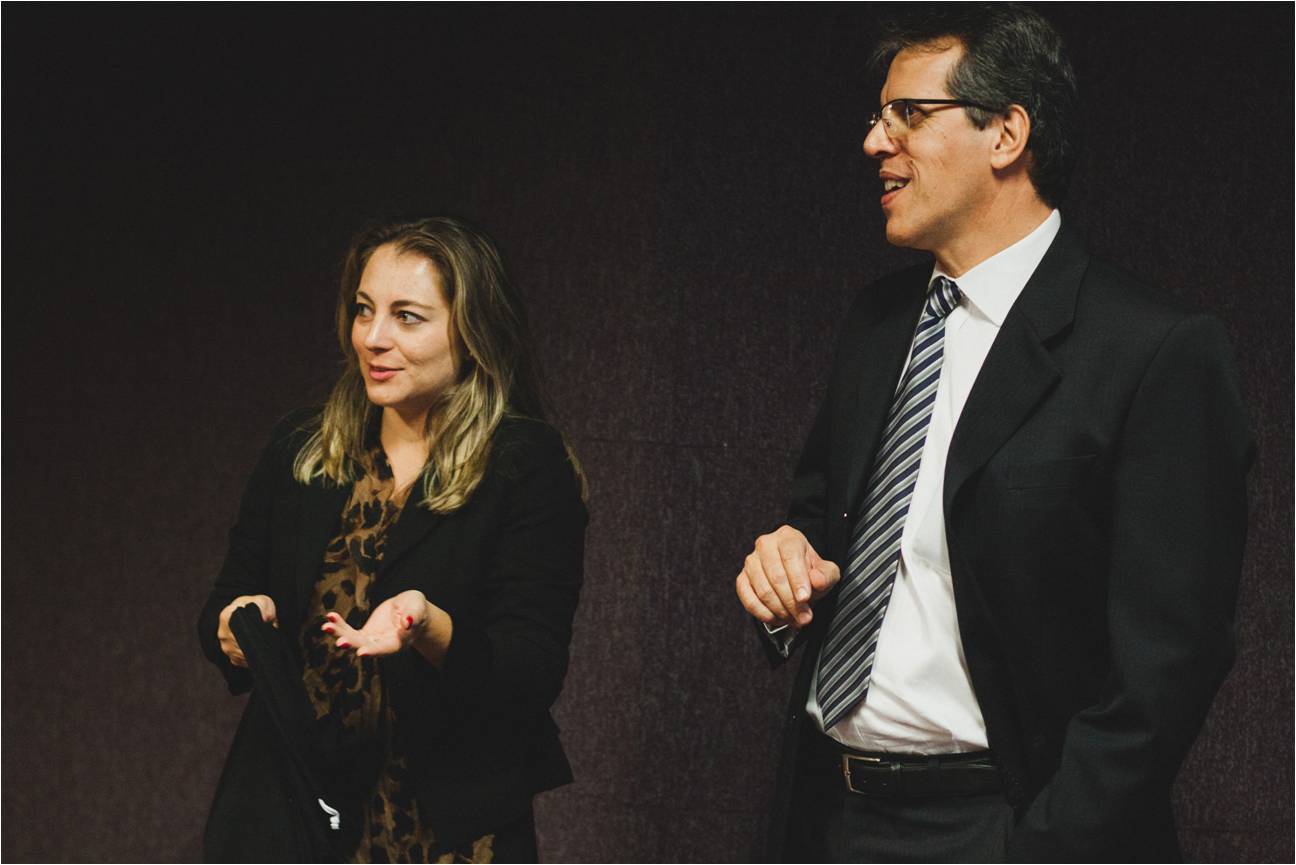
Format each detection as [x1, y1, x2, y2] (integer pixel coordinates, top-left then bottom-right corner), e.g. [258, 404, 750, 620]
[216, 594, 278, 668]
[322, 589, 454, 666]
[736, 525, 841, 629]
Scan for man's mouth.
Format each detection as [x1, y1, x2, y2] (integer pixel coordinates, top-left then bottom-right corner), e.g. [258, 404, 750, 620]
[881, 177, 909, 207]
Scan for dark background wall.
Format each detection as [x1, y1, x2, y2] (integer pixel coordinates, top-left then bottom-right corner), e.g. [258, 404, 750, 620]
[3, 5, 1290, 862]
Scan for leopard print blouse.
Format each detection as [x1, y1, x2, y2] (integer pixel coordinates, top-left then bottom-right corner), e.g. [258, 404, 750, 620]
[298, 449, 495, 864]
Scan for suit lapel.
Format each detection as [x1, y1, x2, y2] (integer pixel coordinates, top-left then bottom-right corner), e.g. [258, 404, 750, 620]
[839, 268, 930, 518]
[943, 225, 1090, 513]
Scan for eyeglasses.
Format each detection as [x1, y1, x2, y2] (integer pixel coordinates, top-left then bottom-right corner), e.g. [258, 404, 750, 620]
[867, 98, 1003, 141]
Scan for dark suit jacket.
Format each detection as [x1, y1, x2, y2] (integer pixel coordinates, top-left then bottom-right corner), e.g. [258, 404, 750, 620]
[198, 411, 587, 854]
[766, 225, 1253, 862]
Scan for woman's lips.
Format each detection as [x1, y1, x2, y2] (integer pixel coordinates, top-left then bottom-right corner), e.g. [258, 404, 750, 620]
[367, 366, 399, 382]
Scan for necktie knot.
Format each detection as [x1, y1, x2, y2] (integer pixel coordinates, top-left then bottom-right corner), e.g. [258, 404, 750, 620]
[927, 276, 962, 319]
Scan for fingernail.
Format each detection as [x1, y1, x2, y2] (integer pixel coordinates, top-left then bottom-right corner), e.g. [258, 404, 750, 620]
[337, 641, 349, 648]
[405, 616, 414, 628]
[795, 587, 810, 601]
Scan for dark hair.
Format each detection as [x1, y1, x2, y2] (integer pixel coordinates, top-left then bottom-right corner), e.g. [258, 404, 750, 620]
[871, 4, 1080, 207]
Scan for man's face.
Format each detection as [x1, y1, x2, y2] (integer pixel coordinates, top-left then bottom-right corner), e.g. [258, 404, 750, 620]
[864, 41, 998, 255]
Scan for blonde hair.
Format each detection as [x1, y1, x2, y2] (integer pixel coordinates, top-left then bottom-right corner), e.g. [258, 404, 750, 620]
[294, 216, 573, 512]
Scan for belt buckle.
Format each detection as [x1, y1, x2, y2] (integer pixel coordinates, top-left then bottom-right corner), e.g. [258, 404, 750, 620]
[840, 753, 883, 795]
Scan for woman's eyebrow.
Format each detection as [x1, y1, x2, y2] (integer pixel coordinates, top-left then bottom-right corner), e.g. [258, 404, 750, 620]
[354, 291, 433, 311]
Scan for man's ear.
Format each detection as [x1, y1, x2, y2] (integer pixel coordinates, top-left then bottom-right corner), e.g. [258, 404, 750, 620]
[989, 104, 1032, 171]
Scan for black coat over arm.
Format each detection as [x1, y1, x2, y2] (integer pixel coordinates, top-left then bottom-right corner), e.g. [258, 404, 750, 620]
[198, 412, 587, 855]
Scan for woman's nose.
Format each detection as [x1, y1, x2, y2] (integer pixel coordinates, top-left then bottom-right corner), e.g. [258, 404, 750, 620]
[362, 316, 393, 350]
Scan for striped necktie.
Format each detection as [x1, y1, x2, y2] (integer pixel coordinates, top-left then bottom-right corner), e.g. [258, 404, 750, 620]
[816, 275, 963, 731]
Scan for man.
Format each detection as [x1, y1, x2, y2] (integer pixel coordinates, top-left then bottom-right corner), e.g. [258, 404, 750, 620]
[735, 5, 1253, 861]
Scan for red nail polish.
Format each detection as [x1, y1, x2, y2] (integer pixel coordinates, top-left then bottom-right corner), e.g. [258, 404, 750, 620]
[405, 616, 414, 628]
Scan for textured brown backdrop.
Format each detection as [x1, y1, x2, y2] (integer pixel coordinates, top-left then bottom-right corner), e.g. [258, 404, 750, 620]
[3, 5, 1291, 862]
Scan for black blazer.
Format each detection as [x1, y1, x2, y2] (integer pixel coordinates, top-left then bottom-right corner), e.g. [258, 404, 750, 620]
[198, 411, 587, 853]
[766, 225, 1253, 861]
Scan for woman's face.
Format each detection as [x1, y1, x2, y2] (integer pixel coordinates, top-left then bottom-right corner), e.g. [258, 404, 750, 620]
[351, 244, 459, 421]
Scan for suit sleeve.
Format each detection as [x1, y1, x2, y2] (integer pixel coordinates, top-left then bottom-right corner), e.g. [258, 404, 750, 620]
[788, 378, 832, 555]
[196, 413, 305, 695]
[1008, 315, 1254, 859]
[755, 366, 837, 667]
[435, 429, 588, 715]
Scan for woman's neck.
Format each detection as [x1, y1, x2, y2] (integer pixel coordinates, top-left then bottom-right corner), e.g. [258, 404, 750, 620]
[380, 406, 432, 491]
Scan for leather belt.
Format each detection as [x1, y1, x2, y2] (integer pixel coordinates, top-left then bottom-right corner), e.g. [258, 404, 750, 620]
[833, 746, 1002, 799]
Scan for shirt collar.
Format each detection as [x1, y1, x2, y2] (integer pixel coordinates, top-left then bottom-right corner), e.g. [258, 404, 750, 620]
[932, 209, 1062, 327]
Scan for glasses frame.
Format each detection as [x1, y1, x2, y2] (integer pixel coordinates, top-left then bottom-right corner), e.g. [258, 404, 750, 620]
[868, 98, 1005, 138]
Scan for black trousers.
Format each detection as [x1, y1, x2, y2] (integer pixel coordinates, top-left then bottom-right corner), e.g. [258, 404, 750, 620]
[787, 734, 1016, 863]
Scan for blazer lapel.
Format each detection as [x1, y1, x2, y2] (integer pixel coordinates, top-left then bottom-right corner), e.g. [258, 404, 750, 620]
[290, 475, 444, 615]
[293, 480, 350, 622]
[376, 492, 444, 584]
[943, 225, 1090, 513]
[840, 268, 931, 518]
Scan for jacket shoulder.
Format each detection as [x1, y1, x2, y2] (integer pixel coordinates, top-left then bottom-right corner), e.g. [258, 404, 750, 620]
[1079, 256, 1214, 333]
[255, 406, 322, 471]
[846, 260, 931, 318]
[1067, 256, 1242, 398]
[489, 415, 580, 484]
[493, 414, 567, 453]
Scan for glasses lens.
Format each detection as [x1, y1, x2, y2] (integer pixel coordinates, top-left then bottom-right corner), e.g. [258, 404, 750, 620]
[870, 101, 908, 141]
[890, 101, 911, 137]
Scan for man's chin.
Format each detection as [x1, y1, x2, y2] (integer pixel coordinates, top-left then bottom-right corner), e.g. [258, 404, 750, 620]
[883, 218, 919, 250]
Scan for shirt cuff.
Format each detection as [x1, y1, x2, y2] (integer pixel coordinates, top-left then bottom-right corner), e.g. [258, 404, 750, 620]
[761, 621, 795, 658]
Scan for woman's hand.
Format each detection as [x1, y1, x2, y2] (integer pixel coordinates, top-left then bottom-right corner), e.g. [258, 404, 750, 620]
[216, 594, 278, 668]
[322, 589, 454, 667]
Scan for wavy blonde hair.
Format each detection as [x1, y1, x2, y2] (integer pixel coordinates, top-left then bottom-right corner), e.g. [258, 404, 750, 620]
[294, 216, 573, 512]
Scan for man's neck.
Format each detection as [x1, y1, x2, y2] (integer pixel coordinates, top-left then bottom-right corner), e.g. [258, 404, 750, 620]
[932, 192, 1054, 278]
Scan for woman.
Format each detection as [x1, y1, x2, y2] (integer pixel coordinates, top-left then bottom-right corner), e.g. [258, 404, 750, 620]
[198, 217, 587, 863]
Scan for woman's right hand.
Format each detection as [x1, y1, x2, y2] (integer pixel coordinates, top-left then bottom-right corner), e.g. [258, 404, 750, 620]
[216, 594, 278, 668]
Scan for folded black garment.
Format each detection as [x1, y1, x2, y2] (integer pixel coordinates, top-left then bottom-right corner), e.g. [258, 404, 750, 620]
[204, 604, 353, 863]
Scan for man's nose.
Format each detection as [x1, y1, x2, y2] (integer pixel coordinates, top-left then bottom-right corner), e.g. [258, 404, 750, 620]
[863, 121, 897, 159]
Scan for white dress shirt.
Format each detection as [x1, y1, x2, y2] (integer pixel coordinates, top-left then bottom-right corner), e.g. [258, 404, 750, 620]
[777, 210, 1062, 754]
